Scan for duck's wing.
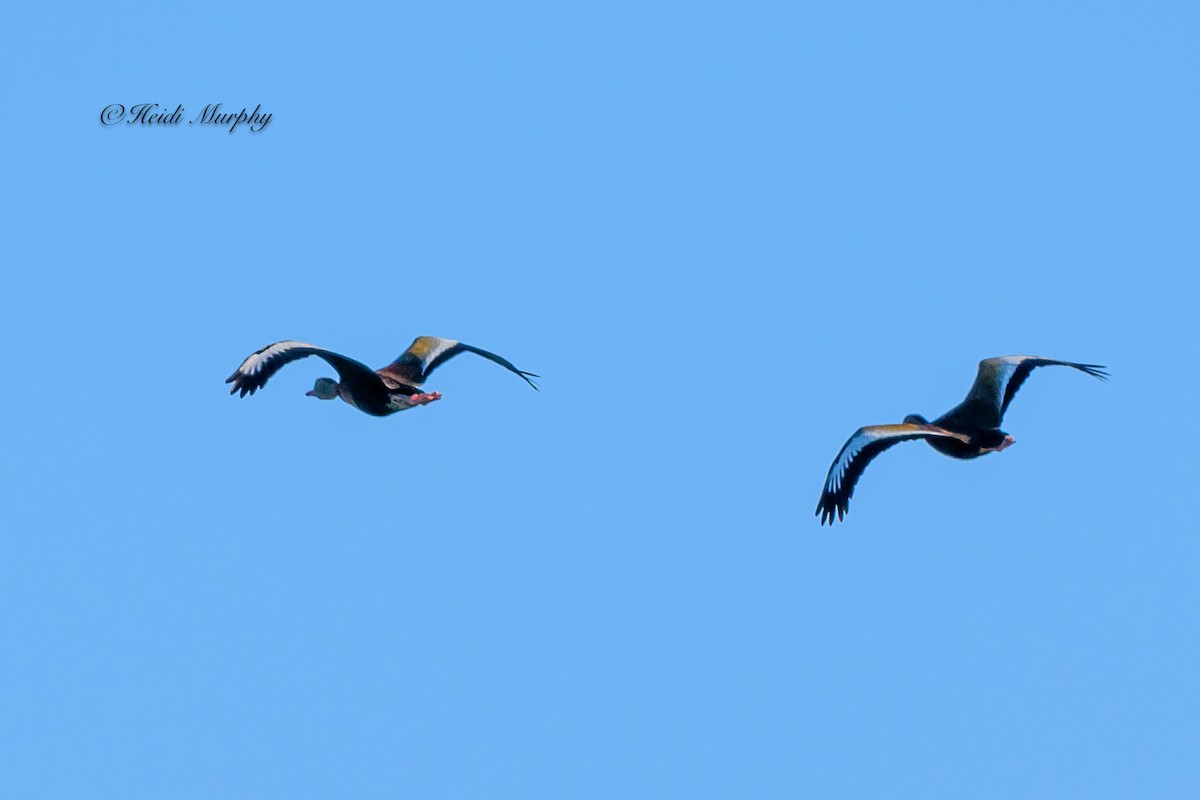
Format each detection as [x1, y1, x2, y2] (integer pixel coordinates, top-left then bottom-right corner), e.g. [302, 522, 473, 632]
[951, 356, 1109, 427]
[376, 336, 539, 390]
[816, 424, 971, 526]
[225, 340, 378, 397]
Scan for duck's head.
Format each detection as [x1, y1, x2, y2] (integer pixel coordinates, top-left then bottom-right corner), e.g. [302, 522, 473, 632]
[305, 377, 340, 400]
[903, 413, 930, 425]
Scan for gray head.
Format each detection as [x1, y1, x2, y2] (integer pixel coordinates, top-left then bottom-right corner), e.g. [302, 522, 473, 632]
[903, 413, 929, 425]
[305, 377, 340, 400]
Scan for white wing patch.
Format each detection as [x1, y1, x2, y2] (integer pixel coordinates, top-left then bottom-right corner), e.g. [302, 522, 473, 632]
[419, 338, 459, 370]
[236, 340, 321, 376]
[824, 424, 969, 495]
[990, 355, 1037, 403]
[825, 427, 886, 496]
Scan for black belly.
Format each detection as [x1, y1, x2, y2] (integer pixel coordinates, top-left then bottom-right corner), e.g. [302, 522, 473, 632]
[927, 437, 984, 460]
[344, 381, 402, 417]
[362, 402, 396, 417]
[926, 423, 1009, 459]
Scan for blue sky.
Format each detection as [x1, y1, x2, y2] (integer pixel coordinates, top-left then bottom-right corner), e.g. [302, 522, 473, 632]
[2, 1, 1198, 797]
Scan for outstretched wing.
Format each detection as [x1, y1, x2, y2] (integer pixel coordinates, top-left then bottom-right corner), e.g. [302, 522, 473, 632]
[816, 424, 971, 526]
[225, 340, 378, 397]
[376, 336, 539, 390]
[953, 356, 1109, 427]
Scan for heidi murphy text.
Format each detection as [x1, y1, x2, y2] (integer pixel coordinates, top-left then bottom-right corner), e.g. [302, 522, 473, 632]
[100, 103, 272, 133]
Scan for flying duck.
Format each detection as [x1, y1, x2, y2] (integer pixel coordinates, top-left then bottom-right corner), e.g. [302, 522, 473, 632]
[226, 336, 538, 416]
[816, 356, 1108, 525]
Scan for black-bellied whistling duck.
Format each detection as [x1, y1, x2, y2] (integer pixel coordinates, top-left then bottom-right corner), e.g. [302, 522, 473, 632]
[816, 356, 1108, 525]
[227, 336, 538, 417]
